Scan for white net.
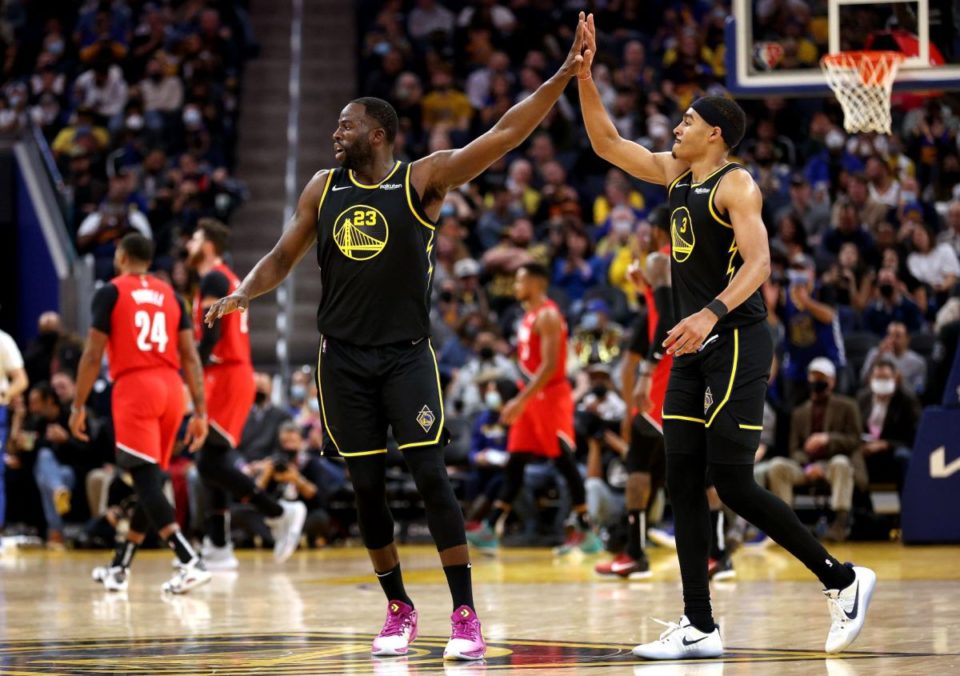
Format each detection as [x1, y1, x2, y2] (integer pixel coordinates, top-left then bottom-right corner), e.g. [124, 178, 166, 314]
[821, 51, 905, 135]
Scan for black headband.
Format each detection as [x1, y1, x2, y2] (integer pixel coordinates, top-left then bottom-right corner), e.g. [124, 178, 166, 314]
[691, 98, 742, 148]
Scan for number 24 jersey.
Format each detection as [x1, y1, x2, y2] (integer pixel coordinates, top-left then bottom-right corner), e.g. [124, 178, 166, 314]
[91, 273, 191, 380]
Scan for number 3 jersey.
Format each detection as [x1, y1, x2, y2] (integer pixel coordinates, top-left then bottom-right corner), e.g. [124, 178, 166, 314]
[315, 161, 437, 346]
[91, 273, 191, 380]
[192, 262, 251, 367]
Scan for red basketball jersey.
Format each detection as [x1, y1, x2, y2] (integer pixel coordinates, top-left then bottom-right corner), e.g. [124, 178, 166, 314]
[642, 245, 673, 425]
[107, 274, 184, 380]
[193, 262, 251, 367]
[516, 299, 567, 386]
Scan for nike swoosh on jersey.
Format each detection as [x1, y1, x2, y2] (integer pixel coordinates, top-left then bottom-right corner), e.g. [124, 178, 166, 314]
[331, 185, 351, 191]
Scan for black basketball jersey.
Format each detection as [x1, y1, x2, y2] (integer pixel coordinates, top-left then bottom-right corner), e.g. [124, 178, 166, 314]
[315, 161, 437, 346]
[667, 163, 767, 330]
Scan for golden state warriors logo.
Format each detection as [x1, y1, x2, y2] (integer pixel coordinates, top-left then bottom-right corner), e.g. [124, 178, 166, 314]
[333, 205, 389, 261]
[670, 206, 695, 263]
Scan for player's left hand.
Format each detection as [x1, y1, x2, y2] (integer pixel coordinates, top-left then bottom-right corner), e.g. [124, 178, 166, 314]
[500, 397, 526, 425]
[184, 414, 208, 452]
[69, 407, 89, 442]
[663, 309, 718, 356]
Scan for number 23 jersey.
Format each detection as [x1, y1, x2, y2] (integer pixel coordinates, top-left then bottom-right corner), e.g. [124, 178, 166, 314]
[315, 162, 437, 346]
[92, 273, 191, 380]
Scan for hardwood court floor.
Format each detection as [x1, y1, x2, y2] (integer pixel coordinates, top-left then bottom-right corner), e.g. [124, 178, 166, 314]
[0, 541, 957, 674]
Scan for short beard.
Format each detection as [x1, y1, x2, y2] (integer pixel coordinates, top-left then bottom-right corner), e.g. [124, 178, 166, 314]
[341, 140, 373, 171]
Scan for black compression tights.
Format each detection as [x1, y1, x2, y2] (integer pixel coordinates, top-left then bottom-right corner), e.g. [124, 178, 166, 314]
[668, 450, 855, 631]
[344, 445, 466, 551]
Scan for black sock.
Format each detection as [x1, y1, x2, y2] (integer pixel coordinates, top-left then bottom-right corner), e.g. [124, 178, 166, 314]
[626, 510, 645, 560]
[250, 491, 284, 518]
[575, 509, 590, 530]
[486, 506, 505, 530]
[111, 540, 138, 569]
[166, 530, 197, 565]
[709, 509, 725, 560]
[376, 564, 413, 607]
[443, 563, 475, 611]
[206, 512, 228, 547]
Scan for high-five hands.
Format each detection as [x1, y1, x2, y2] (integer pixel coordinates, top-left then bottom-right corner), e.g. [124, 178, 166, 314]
[578, 12, 597, 80]
[558, 13, 587, 80]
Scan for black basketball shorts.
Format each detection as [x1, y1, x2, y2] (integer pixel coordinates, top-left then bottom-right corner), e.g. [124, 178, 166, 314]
[661, 320, 773, 464]
[317, 335, 446, 457]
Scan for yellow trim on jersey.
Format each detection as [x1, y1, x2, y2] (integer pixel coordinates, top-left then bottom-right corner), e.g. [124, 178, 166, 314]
[397, 340, 445, 449]
[339, 448, 388, 457]
[348, 161, 401, 188]
[662, 414, 706, 425]
[739, 423, 764, 430]
[316, 338, 341, 454]
[405, 163, 435, 230]
[706, 328, 739, 428]
[315, 171, 334, 220]
[667, 170, 692, 196]
[708, 175, 733, 228]
[691, 162, 734, 186]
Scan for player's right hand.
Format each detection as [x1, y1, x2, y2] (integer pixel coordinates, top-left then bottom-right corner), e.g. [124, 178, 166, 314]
[204, 292, 249, 327]
[184, 414, 209, 452]
[557, 12, 586, 80]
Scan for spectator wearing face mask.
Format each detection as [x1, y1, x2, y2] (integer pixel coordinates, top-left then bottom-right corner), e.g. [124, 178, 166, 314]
[287, 368, 310, 416]
[777, 255, 845, 405]
[857, 358, 919, 494]
[464, 377, 517, 522]
[446, 330, 518, 419]
[237, 373, 292, 463]
[764, 358, 866, 543]
[860, 322, 927, 395]
[863, 267, 925, 335]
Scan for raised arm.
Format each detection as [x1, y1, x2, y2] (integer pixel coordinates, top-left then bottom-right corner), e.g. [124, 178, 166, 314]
[410, 17, 586, 215]
[577, 13, 686, 185]
[204, 170, 330, 326]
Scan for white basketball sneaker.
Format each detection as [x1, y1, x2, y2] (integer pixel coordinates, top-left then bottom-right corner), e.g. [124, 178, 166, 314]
[824, 565, 877, 653]
[266, 500, 307, 563]
[161, 558, 211, 594]
[200, 537, 239, 571]
[632, 616, 723, 660]
[93, 565, 129, 592]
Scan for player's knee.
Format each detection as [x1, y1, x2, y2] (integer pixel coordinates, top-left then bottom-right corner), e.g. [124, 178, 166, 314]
[708, 461, 757, 511]
[665, 453, 706, 499]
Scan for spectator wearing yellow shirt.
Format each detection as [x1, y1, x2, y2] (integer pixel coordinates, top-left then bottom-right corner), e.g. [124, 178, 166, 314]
[593, 169, 645, 226]
[596, 206, 643, 307]
[422, 68, 473, 131]
[51, 107, 110, 159]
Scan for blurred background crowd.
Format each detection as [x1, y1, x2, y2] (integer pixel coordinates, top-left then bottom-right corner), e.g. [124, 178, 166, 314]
[2, 0, 959, 553]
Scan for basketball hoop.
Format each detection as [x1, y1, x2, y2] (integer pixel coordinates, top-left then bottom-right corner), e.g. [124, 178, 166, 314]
[820, 51, 905, 135]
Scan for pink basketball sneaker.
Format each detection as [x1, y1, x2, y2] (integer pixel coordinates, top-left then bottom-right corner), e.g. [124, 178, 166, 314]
[443, 605, 486, 661]
[371, 600, 418, 656]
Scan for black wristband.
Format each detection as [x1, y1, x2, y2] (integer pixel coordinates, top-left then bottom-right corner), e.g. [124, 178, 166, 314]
[705, 298, 729, 320]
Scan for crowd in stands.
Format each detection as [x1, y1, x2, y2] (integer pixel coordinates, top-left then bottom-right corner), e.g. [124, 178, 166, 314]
[2, 1, 960, 552]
